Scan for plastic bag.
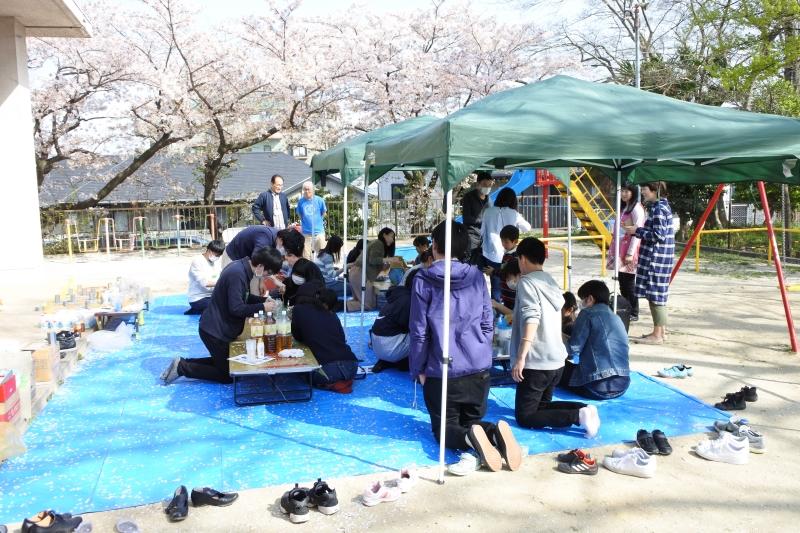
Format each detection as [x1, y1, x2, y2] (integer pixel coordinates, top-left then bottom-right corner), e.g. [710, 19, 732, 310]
[86, 322, 135, 352]
[0, 421, 26, 461]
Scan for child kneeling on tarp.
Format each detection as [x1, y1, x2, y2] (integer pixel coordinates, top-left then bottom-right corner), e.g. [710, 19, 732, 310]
[560, 280, 630, 400]
[511, 237, 601, 438]
[291, 281, 358, 393]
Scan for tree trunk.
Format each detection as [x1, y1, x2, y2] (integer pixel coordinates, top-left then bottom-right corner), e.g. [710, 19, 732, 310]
[202, 153, 227, 205]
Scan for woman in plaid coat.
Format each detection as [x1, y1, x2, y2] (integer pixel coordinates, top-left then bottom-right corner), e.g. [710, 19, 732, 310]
[624, 181, 674, 344]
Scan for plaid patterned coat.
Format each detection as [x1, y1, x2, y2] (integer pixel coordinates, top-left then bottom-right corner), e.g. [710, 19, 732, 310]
[634, 199, 675, 305]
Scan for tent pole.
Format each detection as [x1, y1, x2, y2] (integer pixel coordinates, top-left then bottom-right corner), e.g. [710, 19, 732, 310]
[343, 185, 348, 329]
[437, 189, 454, 484]
[613, 171, 621, 312]
[757, 181, 798, 353]
[670, 183, 725, 284]
[566, 180, 572, 291]
[360, 184, 368, 356]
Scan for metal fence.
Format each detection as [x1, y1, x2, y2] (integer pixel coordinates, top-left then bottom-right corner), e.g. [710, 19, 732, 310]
[40, 193, 580, 256]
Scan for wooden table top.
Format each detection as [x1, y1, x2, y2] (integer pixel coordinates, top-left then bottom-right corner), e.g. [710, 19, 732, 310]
[228, 343, 320, 376]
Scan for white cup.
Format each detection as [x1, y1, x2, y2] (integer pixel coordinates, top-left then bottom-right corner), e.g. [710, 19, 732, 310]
[245, 339, 257, 361]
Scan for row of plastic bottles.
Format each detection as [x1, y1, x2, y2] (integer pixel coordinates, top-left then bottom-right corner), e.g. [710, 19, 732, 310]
[247, 307, 292, 357]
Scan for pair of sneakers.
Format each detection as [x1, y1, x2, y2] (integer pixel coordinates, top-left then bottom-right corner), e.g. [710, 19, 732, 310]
[657, 364, 693, 378]
[280, 479, 339, 524]
[602, 447, 657, 478]
[361, 465, 418, 506]
[695, 431, 750, 464]
[713, 416, 766, 454]
[448, 421, 523, 475]
[556, 449, 598, 475]
[714, 386, 758, 411]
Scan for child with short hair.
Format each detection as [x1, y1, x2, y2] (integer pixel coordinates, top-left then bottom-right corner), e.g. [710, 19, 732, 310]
[411, 236, 430, 265]
[491, 258, 520, 320]
[511, 237, 600, 438]
[483, 225, 520, 304]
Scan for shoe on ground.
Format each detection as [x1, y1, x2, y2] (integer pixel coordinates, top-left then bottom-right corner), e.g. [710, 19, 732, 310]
[715, 391, 746, 411]
[556, 449, 590, 463]
[468, 424, 503, 471]
[651, 429, 673, 455]
[578, 405, 600, 438]
[164, 485, 189, 522]
[191, 487, 239, 507]
[713, 415, 749, 433]
[280, 483, 311, 523]
[635, 429, 658, 454]
[395, 464, 418, 493]
[448, 451, 481, 476]
[632, 335, 663, 345]
[162, 357, 181, 385]
[370, 359, 392, 374]
[694, 432, 749, 464]
[603, 448, 656, 478]
[494, 420, 523, 471]
[22, 511, 83, 533]
[309, 478, 339, 515]
[657, 364, 693, 378]
[733, 425, 766, 454]
[361, 481, 401, 506]
[740, 386, 758, 402]
[629, 315, 639, 322]
[557, 453, 599, 475]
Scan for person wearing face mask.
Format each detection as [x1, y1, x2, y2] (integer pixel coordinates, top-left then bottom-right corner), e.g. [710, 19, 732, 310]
[490, 258, 520, 322]
[185, 240, 225, 315]
[457, 171, 495, 265]
[281, 258, 324, 307]
[162, 247, 284, 385]
[560, 280, 630, 400]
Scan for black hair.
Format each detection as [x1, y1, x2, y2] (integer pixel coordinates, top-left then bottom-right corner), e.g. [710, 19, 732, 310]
[499, 225, 520, 243]
[281, 230, 305, 258]
[517, 237, 546, 265]
[500, 257, 520, 280]
[206, 239, 224, 255]
[293, 281, 337, 312]
[577, 280, 610, 306]
[643, 181, 667, 198]
[475, 170, 495, 184]
[271, 174, 283, 184]
[290, 258, 324, 283]
[622, 183, 641, 214]
[251, 247, 283, 274]
[431, 221, 470, 262]
[562, 291, 577, 311]
[319, 235, 344, 262]
[494, 188, 518, 210]
[346, 239, 364, 264]
[419, 249, 434, 263]
[377, 227, 396, 257]
[404, 266, 422, 288]
[413, 236, 430, 248]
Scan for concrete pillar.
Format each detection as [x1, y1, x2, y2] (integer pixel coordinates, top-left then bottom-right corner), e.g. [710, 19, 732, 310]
[0, 17, 44, 269]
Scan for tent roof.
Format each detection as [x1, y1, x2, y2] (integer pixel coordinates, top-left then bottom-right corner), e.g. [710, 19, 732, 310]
[365, 75, 800, 191]
[311, 116, 439, 185]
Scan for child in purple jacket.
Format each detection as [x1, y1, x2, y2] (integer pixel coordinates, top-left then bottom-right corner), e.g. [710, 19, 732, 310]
[409, 221, 522, 475]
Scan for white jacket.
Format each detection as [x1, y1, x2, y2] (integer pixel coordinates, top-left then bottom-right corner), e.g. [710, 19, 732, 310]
[480, 206, 532, 263]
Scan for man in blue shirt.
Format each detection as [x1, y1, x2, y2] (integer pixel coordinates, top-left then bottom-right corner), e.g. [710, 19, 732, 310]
[296, 181, 327, 259]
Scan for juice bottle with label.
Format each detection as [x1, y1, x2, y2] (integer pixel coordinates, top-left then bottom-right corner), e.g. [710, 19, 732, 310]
[278, 309, 292, 351]
[264, 311, 277, 356]
[249, 313, 263, 339]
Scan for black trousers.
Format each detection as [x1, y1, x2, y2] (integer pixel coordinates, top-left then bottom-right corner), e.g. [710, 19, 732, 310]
[184, 298, 210, 315]
[515, 367, 586, 429]
[177, 328, 233, 384]
[618, 272, 639, 318]
[423, 371, 493, 450]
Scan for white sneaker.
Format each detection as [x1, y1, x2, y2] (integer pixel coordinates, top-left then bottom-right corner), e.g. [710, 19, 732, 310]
[395, 464, 418, 493]
[603, 448, 656, 478]
[695, 432, 749, 464]
[734, 425, 766, 454]
[361, 481, 401, 506]
[447, 451, 480, 476]
[578, 405, 601, 438]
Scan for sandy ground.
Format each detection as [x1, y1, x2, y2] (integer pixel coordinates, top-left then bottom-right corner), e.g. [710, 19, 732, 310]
[1, 243, 799, 532]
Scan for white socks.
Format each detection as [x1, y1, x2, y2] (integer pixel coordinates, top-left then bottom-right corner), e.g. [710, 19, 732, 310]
[578, 405, 601, 438]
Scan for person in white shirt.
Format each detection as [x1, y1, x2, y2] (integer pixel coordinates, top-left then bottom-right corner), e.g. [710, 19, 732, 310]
[480, 188, 532, 301]
[185, 240, 225, 315]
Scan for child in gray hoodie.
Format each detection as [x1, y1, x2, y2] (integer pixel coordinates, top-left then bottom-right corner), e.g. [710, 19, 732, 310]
[511, 237, 601, 438]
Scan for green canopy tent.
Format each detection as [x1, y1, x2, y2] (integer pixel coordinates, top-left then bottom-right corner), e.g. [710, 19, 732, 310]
[365, 75, 800, 482]
[310, 116, 438, 344]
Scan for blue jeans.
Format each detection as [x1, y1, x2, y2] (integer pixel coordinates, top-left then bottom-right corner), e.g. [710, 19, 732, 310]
[313, 360, 358, 387]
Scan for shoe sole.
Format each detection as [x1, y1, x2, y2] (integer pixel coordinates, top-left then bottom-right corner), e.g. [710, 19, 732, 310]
[469, 426, 503, 472]
[317, 504, 339, 515]
[694, 448, 749, 465]
[495, 421, 522, 471]
[603, 464, 655, 478]
[361, 496, 399, 506]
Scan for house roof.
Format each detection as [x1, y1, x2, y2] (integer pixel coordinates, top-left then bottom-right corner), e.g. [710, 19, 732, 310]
[39, 152, 315, 206]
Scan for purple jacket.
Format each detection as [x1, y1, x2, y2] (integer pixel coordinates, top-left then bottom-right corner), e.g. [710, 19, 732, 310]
[409, 260, 493, 379]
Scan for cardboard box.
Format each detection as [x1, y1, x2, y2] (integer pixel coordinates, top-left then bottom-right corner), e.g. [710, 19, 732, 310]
[0, 370, 16, 402]
[32, 348, 58, 383]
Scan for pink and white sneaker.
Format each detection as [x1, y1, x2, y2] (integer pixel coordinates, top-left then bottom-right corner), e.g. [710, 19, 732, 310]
[361, 481, 401, 506]
[395, 464, 418, 493]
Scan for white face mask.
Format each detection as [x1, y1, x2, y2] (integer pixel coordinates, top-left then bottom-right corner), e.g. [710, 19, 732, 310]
[291, 274, 305, 285]
[507, 278, 518, 290]
[277, 246, 286, 256]
[209, 255, 220, 263]
[480, 187, 491, 195]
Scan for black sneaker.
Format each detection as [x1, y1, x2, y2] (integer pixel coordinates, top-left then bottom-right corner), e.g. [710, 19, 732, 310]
[280, 484, 311, 524]
[715, 391, 746, 411]
[629, 315, 639, 322]
[556, 449, 591, 463]
[635, 429, 658, 454]
[740, 386, 758, 402]
[651, 429, 673, 455]
[309, 478, 339, 515]
[557, 454, 598, 475]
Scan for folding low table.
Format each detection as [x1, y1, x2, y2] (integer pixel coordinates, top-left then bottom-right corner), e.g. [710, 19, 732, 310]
[228, 344, 320, 406]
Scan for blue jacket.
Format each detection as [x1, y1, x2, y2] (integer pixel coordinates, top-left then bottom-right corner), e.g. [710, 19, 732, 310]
[567, 304, 630, 386]
[409, 260, 493, 379]
[200, 258, 266, 342]
[252, 190, 290, 227]
[225, 225, 278, 261]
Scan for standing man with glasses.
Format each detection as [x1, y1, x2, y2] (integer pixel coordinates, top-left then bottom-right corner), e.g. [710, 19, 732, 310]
[252, 174, 290, 230]
[297, 181, 327, 259]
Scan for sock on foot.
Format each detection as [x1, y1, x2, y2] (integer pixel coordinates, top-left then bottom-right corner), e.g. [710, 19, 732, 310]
[578, 406, 600, 438]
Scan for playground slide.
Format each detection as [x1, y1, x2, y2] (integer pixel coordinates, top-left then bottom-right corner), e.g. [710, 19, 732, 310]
[454, 169, 535, 222]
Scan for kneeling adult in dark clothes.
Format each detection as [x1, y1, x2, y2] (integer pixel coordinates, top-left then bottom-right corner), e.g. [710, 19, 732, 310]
[291, 282, 358, 392]
[369, 269, 421, 373]
[560, 280, 630, 400]
[281, 258, 324, 306]
[161, 247, 284, 385]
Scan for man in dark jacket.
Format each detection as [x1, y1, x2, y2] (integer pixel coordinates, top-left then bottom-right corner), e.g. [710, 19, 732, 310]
[252, 174, 291, 229]
[461, 171, 494, 264]
[222, 225, 279, 265]
[409, 221, 521, 475]
[161, 247, 284, 385]
[369, 269, 421, 373]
